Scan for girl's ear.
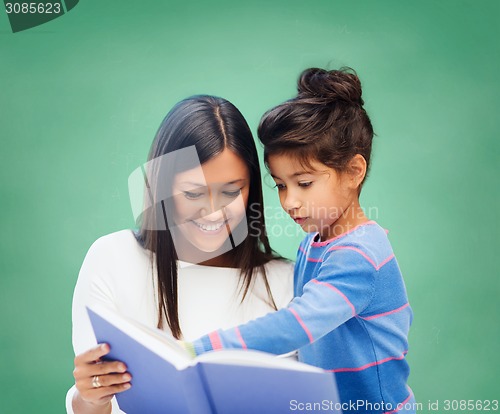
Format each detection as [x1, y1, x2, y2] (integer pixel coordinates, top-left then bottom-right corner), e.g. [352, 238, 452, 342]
[347, 154, 367, 189]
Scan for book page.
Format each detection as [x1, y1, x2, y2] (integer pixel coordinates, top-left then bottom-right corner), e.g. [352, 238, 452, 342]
[87, 304, 193, 370]
[195, 349, 323, 373]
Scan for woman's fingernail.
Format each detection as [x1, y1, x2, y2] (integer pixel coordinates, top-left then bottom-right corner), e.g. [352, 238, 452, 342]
[124, 383, 131, 389]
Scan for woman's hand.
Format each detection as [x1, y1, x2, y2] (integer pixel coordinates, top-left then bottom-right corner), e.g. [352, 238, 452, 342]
[72, 344, 132, 412]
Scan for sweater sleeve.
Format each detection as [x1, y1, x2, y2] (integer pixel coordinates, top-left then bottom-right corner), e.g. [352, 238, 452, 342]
[191, 247, 376, 356]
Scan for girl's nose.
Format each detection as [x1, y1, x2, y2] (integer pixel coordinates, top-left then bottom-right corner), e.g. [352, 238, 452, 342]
[282, 192, 301, 212]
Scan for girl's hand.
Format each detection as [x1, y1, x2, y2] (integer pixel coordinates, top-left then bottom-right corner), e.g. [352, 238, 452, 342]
[73, 343, 132, 409]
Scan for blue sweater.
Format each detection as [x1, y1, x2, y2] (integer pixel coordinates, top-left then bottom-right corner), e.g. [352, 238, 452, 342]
[192, 221, 415, 413]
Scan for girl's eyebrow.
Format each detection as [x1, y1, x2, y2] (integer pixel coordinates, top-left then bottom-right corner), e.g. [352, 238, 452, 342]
[271, 171, 314, 179]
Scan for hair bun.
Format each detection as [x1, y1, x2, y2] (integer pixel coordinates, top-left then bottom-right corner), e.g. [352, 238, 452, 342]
[297, 67, 364, 106]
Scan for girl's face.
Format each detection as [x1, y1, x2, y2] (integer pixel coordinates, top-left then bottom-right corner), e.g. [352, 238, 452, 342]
[268, 154, 361, 241]
[170, 149, 250, 256]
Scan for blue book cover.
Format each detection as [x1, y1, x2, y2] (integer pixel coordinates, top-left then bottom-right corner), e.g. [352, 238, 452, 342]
[87, 305, 342, 414]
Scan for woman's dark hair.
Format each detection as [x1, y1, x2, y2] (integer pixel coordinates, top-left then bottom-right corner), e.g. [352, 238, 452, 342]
[258, 67, 374, 189]
[135, 95, 279, 338]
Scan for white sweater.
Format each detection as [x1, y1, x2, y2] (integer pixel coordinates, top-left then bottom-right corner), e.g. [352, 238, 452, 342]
[66, 230, 294, 413]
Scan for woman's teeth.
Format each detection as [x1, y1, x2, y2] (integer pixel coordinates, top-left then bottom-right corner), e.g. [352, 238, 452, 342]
[193, 221, 225, 231]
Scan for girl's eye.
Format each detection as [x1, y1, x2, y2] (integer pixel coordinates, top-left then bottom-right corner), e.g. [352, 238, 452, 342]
[223, 189, 242, 198]
[299, 181, 312, 188]
[183, 191, 204, 200]
[274, 183, 286, 190]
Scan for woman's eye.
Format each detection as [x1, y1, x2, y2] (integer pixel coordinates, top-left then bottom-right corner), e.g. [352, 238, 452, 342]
[299, 181, 312, 188]
[223, 189, 242, 198]
[274, 183, 286, 190]
[183, 191, 204, 200]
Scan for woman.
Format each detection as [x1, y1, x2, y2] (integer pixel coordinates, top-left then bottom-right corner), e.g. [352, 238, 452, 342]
[66, 95, 293, 414]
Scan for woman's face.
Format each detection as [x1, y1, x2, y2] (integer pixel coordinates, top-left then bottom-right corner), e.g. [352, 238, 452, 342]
[170, 149, 250, 257]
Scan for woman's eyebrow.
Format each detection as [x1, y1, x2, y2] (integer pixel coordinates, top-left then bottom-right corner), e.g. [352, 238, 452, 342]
[178, 181, 206, 187]
[179, 178, 247, 186]
[224, 179, 247, 185]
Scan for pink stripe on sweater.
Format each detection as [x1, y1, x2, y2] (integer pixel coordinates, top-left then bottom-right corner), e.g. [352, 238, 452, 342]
[327, 245, 377, 268]
[377, 253, 395, 269]
[361, 303, 410, 321]
[234, 327, 247, 350]
[209, 331, 223, 350]
[312, 279, 356, 316]
[330, 351, 408, 373]
[288, 308, 314, 343]
[326, 246, 394, 270]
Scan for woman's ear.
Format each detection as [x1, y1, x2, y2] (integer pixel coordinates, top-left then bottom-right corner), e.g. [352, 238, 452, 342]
[347, 154, 367, 189]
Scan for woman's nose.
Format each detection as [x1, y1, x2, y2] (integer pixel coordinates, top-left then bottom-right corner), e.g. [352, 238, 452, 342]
[202, 208, 225, 222]
[199, 190, 226, 219]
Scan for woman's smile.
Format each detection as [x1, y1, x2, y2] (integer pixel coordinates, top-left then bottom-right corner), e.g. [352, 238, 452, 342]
[190, 218, 229, 234]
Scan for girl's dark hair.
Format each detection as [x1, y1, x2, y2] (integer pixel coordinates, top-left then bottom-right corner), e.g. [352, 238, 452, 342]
[258, 67, 374, 188]
[136, 95, 279, 338]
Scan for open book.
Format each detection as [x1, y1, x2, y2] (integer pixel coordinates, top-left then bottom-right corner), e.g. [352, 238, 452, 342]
[87, 305, 341, 414]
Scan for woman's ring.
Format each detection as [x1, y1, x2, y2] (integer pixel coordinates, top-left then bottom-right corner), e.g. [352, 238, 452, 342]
[92, 375, 102, 388]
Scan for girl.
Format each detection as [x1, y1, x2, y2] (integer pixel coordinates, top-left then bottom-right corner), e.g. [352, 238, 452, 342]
[188, 69, 415, 414]
[67, 95, 294, 414]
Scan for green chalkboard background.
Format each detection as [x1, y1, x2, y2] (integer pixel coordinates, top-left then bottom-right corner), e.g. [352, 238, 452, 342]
[1, 1, 498, 412]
